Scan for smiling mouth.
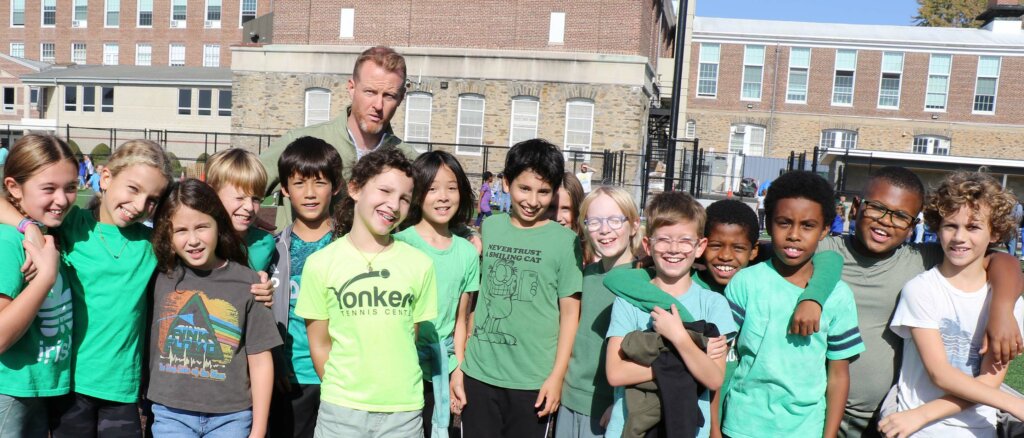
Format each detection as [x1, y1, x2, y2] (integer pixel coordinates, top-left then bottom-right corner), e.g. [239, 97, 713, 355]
[117, 206, 138, 222]
[783, 247, 804, 258]
[185, 248, 205, 259]
[712, 264, 737, 274]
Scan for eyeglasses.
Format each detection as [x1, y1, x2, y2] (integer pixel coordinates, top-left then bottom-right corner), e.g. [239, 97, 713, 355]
[583, 216, 628, 232]
[650, 236, 699, 253]
[861, 200, 918, 229]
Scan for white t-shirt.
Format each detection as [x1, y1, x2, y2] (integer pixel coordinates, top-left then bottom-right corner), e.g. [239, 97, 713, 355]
[577, 171, 593, 193]
[890, 267, 1024, 437]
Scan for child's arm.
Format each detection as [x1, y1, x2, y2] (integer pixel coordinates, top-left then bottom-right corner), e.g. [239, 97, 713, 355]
[249, 271, 273, 307]
[790, 250, 844, 336]
[982, 252, 1024, 363]
[651, 304, 725, 390]
[535, 294, 581, 418]
[824, 359, 850, 438]
[450, 293, 475, 413]
[247, 350, 274, 438]
[305, 319, 331, 380]
[605, 336, 654, 387]
[0, 236, 58, 353]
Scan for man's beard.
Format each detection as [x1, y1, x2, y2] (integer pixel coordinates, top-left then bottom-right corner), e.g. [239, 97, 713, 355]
[358, 118, 384, 135]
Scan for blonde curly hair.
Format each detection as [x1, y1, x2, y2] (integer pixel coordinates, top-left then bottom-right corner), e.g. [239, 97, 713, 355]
[923, 171, 1017, 244]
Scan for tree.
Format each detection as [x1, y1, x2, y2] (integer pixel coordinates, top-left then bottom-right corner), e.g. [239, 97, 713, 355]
[915, 0, 988, 28]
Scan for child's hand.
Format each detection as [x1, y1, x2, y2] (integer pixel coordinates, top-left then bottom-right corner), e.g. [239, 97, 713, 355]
[534, 374, 563, 417]
[788, 300, 822, 336]
[877, 410, 928, 438]
[450, 368, 467, 414]
[981, 310, 1023, 364]
[250, 271, 273, 307]
[651, 305, 688, 346]
[19, 223, 44, 283]
[706, 336, 728, 360]
[22, 236, 58, 287]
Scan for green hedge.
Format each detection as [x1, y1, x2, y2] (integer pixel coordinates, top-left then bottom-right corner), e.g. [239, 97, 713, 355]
[91, 143, 110, 166]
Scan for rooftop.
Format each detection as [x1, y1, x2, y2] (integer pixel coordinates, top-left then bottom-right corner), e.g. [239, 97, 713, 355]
[20, 65, 232, 86]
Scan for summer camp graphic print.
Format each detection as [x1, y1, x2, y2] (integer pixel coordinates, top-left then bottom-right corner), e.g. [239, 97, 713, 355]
[157, 290, 241, 381]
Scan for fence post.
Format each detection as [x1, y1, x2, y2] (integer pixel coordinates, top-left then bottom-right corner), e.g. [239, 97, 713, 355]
[482, 144, 489, 174]
[109, 128, 115, 151]
[641, 137, 653, 208]
[689, 139, 699, 196]
[787, 151, 794, 172]
[695, 149, 705, 199]
[65, 124, 70, 142]
[213, 133, 219, 154]
[811, 146, 819, 174]
[798, 152, 806, 171]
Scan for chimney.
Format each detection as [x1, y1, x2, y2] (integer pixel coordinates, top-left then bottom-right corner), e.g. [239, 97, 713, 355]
[979, 0, 1024, 32]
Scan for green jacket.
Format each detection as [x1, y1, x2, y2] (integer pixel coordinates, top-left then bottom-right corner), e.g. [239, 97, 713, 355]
[259, 107, 421, 231]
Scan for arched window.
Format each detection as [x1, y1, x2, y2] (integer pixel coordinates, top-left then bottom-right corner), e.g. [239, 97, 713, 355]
[456, 94, 485, 155]
[304, 88, 331, 127]
[509, 96, 539, 146]
[684, 119, 697, 139]
[564, 99, 594, 152]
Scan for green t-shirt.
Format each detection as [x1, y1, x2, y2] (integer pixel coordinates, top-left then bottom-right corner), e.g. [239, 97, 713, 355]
[691, 269, 722, 293]
[294, 237, 438, 412]
[58, 206, 155, 403]
[394, 227, 480, 376]
[722, 262, 865, 438]
[461, 214, 584, 390]
[245, 227, 275, 273]
[287, 230, 333, 385]
[561, 262, 625, 418]
[0, 225, 73, 397]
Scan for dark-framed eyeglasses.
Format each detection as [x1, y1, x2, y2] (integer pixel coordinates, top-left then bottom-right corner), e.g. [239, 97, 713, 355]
[860, 200, 918, 229]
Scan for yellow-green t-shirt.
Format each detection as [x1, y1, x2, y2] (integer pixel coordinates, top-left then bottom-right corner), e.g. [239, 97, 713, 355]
[294, 237, 438, 412]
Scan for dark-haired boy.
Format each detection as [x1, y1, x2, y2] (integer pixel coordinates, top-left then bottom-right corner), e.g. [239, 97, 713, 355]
[454, 139, 583, 437]
[724, 171, 864, 438]
[267, 136, 344, 438]
[812, 166, 1024, 438]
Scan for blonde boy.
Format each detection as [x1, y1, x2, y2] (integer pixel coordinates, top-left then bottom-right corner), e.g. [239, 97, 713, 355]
[206, 149, 275, 273]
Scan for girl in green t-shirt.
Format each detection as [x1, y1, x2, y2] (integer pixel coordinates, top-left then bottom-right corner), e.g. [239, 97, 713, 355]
[0, 134, 78, 437]
[397, 150, 481, 438]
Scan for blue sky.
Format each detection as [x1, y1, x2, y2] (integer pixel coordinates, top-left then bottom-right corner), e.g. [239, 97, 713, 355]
[692, 0, 921, 26]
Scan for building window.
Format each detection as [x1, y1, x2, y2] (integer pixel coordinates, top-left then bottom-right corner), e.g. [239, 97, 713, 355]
[2, 87, 14, 112]
[973, 56, 1000, 114]
[169, 44, 185, 66]
[549, 12, 566, 44]
[105, 0, 119, 27]
[72, 43, 87, 64]
[820, 129, 857, 150]
[198, 89, 212, 115]
[728, 124, 766, 156]
[304, 88, 331, 126]
[171, 0, 186, 22]
[101, 87, 113, 112]
[404, 92, 432, 150]
[912, 135, 949, 155]
[135, 44, 151, 65]
[240, 0, 257, 25]
[103, 43, 119, 65]
[697, 43, 720, 98]
[11, 0, 24, 26]
[42, 0, 56, 26]
[510, 96, 539, 146]
[83, 86, 95, 112]
[40, 43, 55, 62]
[785, 47, 810, 103]
[878, 52, 903, 109]
[925, 54, 951, 111]
[206, 0, 221, 23]
[73, 0, 87, 23]
[9, 43, 24, 58]
[832, 49, 857, 106]
[564, 99, 594, 152]
[177, 89, 191, 115]
[137, 0, 152, 26]
[29, 87, 37, 107]
[203, 45, 220, 67]
[65, 86, 77, 111]
[339, 8, 354, 38]
[455, 94, 485, 155]
[684, 120, 697, 139]
[741, 45, 765, 100]
[218, 90, 231, 116]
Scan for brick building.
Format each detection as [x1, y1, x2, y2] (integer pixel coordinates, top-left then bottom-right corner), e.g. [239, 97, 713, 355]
[682, 1, 1024, 194]
[232, 0, 676, 177]
[0, 0, 270, 67]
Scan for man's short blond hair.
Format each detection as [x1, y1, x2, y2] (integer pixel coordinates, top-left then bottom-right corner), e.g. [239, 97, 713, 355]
[205, 148, 267, 197]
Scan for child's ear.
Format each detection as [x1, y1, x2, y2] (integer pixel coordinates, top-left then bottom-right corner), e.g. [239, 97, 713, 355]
[280, 184, 291, 199]
[641, 235, 652, 255]
[749, 241, 759, 260]
[3, 177, 21, 201]
[695, 237, 708, 259]
[99, 166, 113, 191]
[347, 180, 361, 202]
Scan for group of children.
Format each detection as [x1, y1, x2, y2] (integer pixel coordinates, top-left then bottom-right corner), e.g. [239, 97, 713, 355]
[0, 132, 1022, 438]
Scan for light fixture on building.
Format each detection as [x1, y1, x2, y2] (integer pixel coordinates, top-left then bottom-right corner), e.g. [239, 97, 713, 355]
[931, 114, 939, 120]
[440, 81, 448, 89]
[746, 104, 753, 109]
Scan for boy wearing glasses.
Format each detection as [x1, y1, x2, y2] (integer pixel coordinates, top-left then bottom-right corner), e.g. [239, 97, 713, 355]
[604, 191, 736, 438]
[810, 166, 1023, 438]
[723, 171, 864, 438]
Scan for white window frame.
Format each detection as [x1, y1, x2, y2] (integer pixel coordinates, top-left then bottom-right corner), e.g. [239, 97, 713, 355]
[205, 0, 221, 26]
[9, 42, 24, 58]
[137, 0, 153, 27]
[455, 94, 485, 156]
[728, 124, 766, 156]
[819, 129, 857, 150]
[741, 45, 765, 101]
[912, 135, 950, 156]
[877, 52, 903, 109]
[549, 12, 566, 44]
[10, 0, 24, 27]
[72, 42, 87, 64]
[697, 43, 720, 98]
[972, 56, 1000, 115]
[202, 45, 220, 67]
[218, 89, 231, 116]
[40, 43, 55, 62]
[831, 49, 857, 106]
[82, 85, 95, 112]
[240, 0, 257, 26]
[684, 119, 696, 139]
[403, 92, 432, 151]
[177, 88, 191, 115]
[64, 85, 77, 112]
[564, 99, 594, 153]
[169, 43, 185, 66]
[509, 96, 539, 147]
[170, 0, 186, 24]
[105, 0, 119, 27]
[2, 87, 15, 112]
[339, 8, 354, 38]
[304, 88, 331, 127]
[41, 0, 56, 27]
[924, 54, 951, 112]
[197, 89, 212, 116]
[102, 43, 119, 65]
[785, 47, 810, 104]
[135, 43, 151, 65]
[72, 0, 88, 24]
[100, 86, 114, 112]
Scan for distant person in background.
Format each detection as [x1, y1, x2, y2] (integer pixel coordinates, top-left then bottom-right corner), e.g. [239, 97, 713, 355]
[88, 165, 103, 194]
[475, 171, 494, 227]
[83, 155, 95, 182]
[496, 173, 511, 213]
[848, 196, 860, 237]
[1008, 198, 1023, 257]
[576, 162, 595, 194]
[831, 204, 846, 236]
[77, 158, 87, 188]
[755, 187, 767, 232]
[0, 143, 8, 179]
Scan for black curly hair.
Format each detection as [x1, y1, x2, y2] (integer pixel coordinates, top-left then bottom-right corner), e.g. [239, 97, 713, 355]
[764, 171, 835, 230]
[705, 199, 759, 245]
